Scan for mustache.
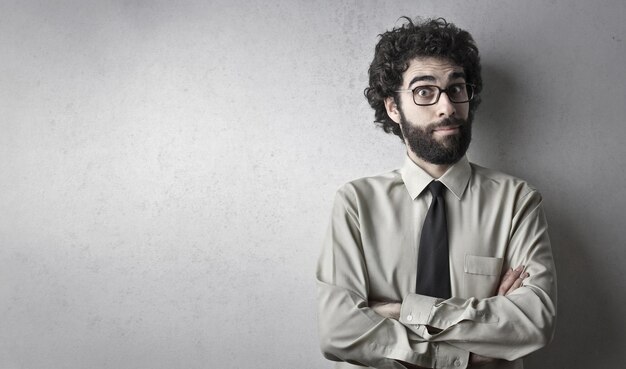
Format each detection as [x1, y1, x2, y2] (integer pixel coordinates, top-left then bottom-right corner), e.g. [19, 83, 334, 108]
[427, 117, 467, 131]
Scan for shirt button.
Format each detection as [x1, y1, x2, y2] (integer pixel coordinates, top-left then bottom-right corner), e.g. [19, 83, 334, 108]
[454, 359, 462, 367]
[406, 315, 413, 321]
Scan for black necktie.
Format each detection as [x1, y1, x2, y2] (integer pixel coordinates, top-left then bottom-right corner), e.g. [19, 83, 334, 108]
[415, 181, 451, 299]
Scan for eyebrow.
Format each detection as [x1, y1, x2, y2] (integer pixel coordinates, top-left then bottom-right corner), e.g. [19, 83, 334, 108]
[408, 71, 467, 88]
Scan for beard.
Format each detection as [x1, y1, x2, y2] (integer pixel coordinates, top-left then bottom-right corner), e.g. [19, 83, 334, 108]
[399, 112, 472, 165]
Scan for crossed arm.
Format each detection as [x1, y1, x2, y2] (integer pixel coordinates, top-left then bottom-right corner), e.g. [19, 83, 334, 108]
[370, 266, 529, 368]
[317, 187, 556, 368]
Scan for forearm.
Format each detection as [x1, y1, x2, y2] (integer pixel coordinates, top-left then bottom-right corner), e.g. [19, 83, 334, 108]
[317, 280, 461, 368]
[366, 300, 471, 368]
[315, 189, 447, 367]
[399, 284, 556, 360]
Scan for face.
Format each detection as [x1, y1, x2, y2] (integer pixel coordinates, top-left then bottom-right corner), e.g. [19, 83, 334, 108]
[385, 57, 472, 165]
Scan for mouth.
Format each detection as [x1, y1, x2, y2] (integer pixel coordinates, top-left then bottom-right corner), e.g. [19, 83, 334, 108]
[433, 125, 461, 136]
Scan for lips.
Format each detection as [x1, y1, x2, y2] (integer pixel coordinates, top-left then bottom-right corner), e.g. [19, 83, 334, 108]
[432, 125, 461, 136]
[434, 125, 460, 131]
[429, 117, 465, 134]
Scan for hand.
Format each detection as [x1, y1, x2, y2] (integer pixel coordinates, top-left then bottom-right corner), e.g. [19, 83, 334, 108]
[469, 353, 497, 367]
[497, 265, 529, 296]
[469, 266, 530, 367]
[369, 301, 402, 320]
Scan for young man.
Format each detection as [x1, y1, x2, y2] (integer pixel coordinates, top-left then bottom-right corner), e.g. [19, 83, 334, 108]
[316, 18, 556, 369]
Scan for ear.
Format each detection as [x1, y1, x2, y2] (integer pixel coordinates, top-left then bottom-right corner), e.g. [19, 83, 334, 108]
[384, 97, 401, 124]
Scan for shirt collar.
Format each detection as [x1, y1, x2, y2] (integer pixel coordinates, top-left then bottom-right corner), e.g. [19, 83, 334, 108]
[400, 155, 471, 200]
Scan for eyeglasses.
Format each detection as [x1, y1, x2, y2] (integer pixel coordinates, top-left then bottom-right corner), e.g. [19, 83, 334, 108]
[396, 83, 475, 106]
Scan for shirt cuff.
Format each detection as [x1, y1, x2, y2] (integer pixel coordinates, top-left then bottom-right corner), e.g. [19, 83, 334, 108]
[434, 343, 470, 369]
[399, 293, 440, 326]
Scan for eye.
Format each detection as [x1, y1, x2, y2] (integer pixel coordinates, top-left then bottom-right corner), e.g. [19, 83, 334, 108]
[448, 84, 465, 96]
[414, 86, 436, 98]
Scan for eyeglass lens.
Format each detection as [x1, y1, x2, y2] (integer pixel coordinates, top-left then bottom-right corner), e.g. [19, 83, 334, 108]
[413, 84, 474, 105]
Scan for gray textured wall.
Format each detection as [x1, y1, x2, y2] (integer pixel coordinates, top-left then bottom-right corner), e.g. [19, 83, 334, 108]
[1, 1, 624, 368]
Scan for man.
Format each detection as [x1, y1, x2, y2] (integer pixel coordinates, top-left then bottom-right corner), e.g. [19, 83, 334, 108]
[316, 17, 556, 369]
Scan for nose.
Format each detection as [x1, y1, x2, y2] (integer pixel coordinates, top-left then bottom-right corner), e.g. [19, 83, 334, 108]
[436, 92, 456, 118]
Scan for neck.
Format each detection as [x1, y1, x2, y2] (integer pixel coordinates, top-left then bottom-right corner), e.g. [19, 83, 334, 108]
[407, 150, 452, 179]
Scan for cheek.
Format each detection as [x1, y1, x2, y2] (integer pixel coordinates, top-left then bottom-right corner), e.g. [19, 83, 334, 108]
[458, 104, 470, 119]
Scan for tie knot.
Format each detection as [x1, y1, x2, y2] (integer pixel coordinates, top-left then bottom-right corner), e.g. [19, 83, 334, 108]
[428, 181, 445, 197]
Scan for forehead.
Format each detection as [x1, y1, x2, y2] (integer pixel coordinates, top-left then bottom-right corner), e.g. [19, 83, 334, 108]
[402, 57, 464, 86]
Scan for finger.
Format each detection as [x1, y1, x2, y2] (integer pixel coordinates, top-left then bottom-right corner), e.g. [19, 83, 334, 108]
[497, 270, 513, 295]
[371, 304, 386, 316]
[498, 266, 523, 295]
[501, 268, 513, 281]
[469, 353, 496, 365]
[508, 275, 523, 293]
[372, 303, 400, 320]
[506, 272, 530, 295]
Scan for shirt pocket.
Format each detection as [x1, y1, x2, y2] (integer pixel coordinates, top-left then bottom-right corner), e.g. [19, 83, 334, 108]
[462, 255, 504, 299]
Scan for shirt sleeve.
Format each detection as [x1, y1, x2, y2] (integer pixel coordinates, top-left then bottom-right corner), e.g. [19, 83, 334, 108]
[316, 187, 470, 369]
[398, 190, 557, 361]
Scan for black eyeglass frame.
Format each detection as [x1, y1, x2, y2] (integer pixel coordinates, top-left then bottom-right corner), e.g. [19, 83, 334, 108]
[395, 83, 476, 106]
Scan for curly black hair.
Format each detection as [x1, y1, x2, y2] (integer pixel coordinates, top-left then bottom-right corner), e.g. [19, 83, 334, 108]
[364, 17, 482, 141]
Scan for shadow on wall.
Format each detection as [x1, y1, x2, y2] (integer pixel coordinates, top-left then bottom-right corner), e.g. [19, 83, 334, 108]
[479, 64, 618, 368]
[469, 63, 523, 172]
[525, 211, 619, 368]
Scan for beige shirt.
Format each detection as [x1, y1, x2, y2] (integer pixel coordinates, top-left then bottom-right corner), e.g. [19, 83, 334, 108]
[316, 156, 557, 369]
